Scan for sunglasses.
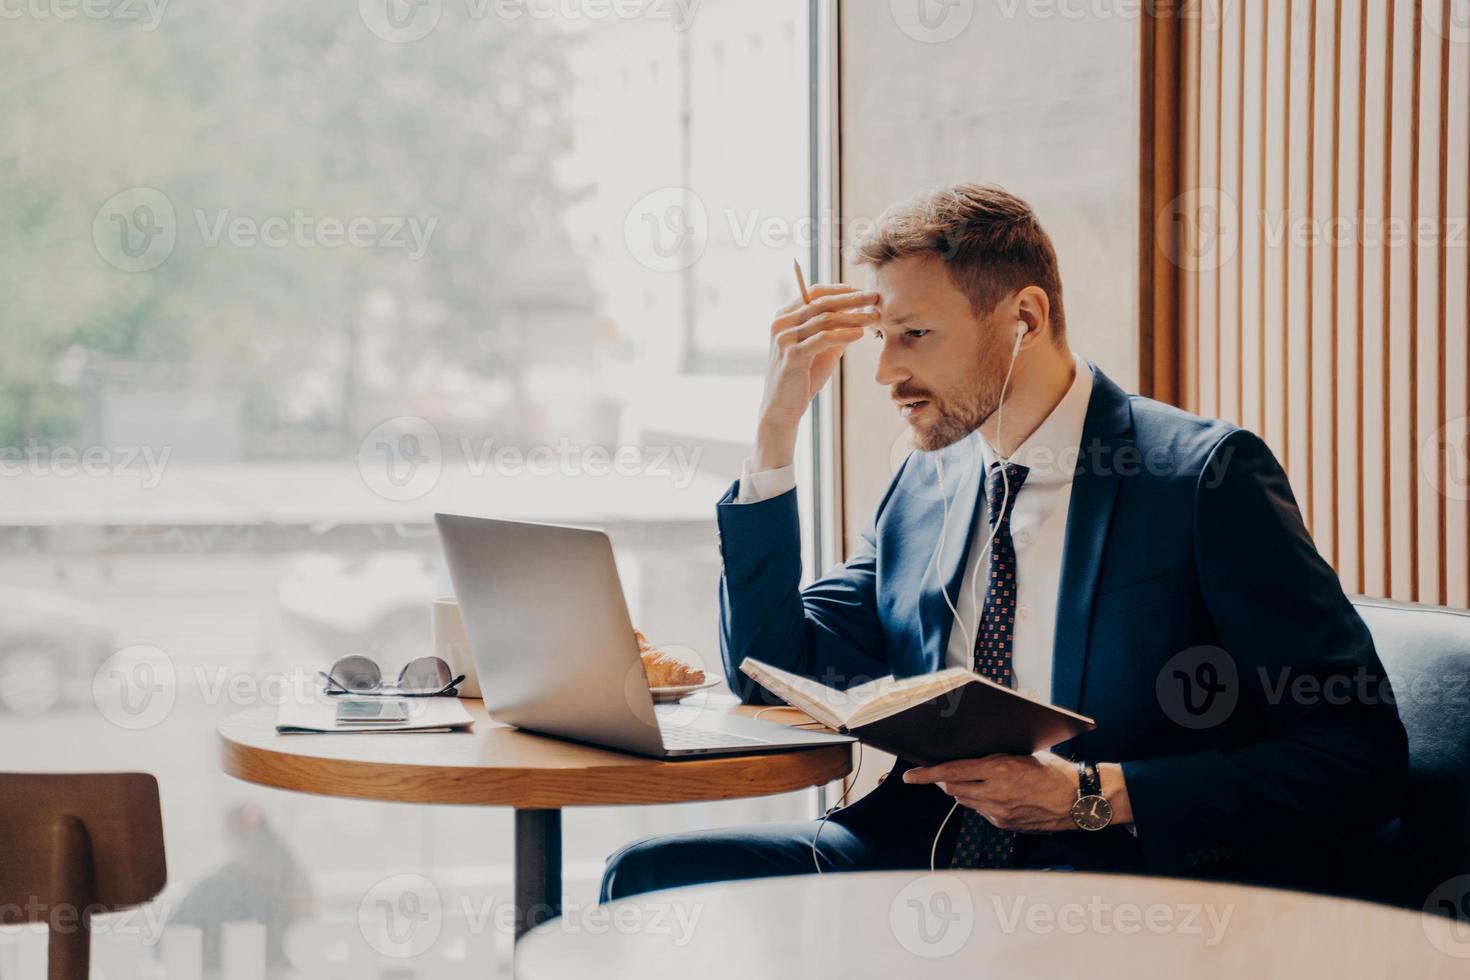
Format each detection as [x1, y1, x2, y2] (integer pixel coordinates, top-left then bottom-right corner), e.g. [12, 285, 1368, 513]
[318, 655, 464, 697]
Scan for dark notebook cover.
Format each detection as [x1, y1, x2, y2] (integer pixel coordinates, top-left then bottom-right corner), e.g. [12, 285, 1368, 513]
[843, 680, 1095, 766]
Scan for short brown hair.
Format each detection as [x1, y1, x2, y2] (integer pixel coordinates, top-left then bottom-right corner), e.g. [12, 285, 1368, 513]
[854, 183, 1066, 345]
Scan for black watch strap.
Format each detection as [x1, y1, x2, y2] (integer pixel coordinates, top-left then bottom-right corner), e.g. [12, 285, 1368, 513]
[1078, 760, 1102, 797]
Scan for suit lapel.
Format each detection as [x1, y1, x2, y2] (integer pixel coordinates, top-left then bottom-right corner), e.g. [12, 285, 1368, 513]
[1050, 366, 1134, 713]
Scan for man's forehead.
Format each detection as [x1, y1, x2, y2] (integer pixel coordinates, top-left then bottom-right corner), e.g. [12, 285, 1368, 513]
[873, 259, 964, 320]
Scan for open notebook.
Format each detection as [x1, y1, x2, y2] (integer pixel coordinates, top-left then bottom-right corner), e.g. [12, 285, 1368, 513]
[740, 658, 1094, 765]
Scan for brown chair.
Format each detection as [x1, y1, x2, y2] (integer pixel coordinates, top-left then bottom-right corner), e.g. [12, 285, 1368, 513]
[0, 773, 166, 980]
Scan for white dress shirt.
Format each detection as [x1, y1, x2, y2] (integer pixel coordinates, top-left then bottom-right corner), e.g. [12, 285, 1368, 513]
[735, 354, 1094, 700]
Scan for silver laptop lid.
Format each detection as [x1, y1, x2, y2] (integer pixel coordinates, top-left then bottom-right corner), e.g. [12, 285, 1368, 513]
[434, 512, 665, 756]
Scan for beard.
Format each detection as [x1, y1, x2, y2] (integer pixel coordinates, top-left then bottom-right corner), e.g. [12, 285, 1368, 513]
[899, 334, 1010, 453]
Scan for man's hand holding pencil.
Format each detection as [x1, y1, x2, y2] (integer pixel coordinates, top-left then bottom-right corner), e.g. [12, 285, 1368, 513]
[753, 262, 881, 472]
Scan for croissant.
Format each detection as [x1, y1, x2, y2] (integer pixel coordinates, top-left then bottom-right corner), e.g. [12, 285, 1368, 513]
[634, 629, 705, 687]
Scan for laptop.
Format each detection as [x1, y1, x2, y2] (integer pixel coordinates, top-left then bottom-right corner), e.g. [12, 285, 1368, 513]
[434, 513, 855, 758]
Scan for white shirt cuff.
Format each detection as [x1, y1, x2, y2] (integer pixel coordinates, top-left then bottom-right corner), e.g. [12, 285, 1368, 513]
[734, 459, 797, 503]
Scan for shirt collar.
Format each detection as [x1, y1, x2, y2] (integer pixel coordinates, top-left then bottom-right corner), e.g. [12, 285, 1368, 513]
[978, 352, 1094, 485]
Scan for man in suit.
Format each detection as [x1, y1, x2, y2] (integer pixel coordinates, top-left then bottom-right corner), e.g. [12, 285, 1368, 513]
[600, 184, 1407, 901]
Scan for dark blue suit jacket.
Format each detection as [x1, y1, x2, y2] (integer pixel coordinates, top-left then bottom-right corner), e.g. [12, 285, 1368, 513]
[715, 364, 1408, 889]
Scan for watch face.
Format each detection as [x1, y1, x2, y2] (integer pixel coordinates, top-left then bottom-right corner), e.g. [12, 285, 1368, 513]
[1070, 794, 1113, 832]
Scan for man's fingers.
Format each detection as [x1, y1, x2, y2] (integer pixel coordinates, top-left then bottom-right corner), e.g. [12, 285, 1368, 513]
[791, 326, 865, 358]
[777, 309, 878, 347]
[904, 756, 1008, 785]
[775, 283, 860, 316]
[903, 765, 949, 785]
[773, 290, 880, 331]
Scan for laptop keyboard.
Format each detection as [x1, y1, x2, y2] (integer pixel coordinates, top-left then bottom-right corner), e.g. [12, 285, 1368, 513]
[659, 725, 771, 750]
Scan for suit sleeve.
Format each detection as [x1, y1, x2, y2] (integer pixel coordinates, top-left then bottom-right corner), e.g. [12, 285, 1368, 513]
[1121, 428, 1409, 871]
[716, 462, 908, 704]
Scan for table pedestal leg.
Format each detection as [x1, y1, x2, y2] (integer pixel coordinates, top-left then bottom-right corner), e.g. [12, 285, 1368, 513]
[514, 808, 562, 941]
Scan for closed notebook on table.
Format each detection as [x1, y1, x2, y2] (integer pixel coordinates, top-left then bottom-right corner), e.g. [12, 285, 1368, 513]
[740, 658, 1095, 766]
[275, 694, 474, 734]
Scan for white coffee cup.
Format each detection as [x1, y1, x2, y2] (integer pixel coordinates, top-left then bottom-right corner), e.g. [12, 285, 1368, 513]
[432, 596, 481, 699]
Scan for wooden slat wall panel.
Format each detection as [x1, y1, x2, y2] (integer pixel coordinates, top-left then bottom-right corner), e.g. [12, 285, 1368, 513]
[1416, 0, 1445, 603]
[1360, 0, 1390, 597]
[1447, 6, 1470, 609]
[1181, 7, 1201, 413]
[1263, 1, 1288, 458]
[1387, 0, 1417, 598]
[1286, 0, 1314, 520]
[1241, 2, 1265, 438]
[1171, 2, 1468, 607]
[1219, 4, 1244, 426]
[1336, 0, 1366, 594]
[1308, 0, 1338, 569]
[1199, 2, 1221, 422]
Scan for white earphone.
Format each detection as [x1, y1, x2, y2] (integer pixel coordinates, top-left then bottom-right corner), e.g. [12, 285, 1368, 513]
[811, 320, 1028, 875]
[930, 320, 1026, 653]
[923, 319, 1026, 871]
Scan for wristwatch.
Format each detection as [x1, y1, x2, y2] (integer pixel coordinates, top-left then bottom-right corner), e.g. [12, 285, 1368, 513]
[1070, 760, 1113, 831]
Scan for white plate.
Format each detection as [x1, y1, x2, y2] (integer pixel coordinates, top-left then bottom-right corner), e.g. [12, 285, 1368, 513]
[649, 678, 721, 703]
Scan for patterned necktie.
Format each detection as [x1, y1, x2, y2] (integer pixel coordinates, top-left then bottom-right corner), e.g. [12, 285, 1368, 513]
[949, 459, 1030, 869]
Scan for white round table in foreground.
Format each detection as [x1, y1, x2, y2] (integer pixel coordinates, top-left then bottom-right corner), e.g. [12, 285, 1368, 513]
[515, 869, 1468, 978]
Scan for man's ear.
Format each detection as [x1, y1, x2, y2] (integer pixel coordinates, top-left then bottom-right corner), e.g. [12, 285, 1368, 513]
[1014, 286, 1050, 346]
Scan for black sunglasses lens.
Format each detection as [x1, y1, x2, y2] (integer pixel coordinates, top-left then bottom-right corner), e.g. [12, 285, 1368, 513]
[398, 657, 452, 694]
[329, 655, 382, 692]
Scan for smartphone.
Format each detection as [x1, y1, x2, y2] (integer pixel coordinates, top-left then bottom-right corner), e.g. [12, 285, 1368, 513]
[335, 699, 410, 724]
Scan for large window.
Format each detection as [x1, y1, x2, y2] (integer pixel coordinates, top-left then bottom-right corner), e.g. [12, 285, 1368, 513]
[836, 0, 1140, 538]
[1, 1, 812, 975]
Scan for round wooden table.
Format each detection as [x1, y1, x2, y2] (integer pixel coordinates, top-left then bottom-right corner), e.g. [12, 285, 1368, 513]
[217, 698, 849, 939]
[515, 870, 1468, 978]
